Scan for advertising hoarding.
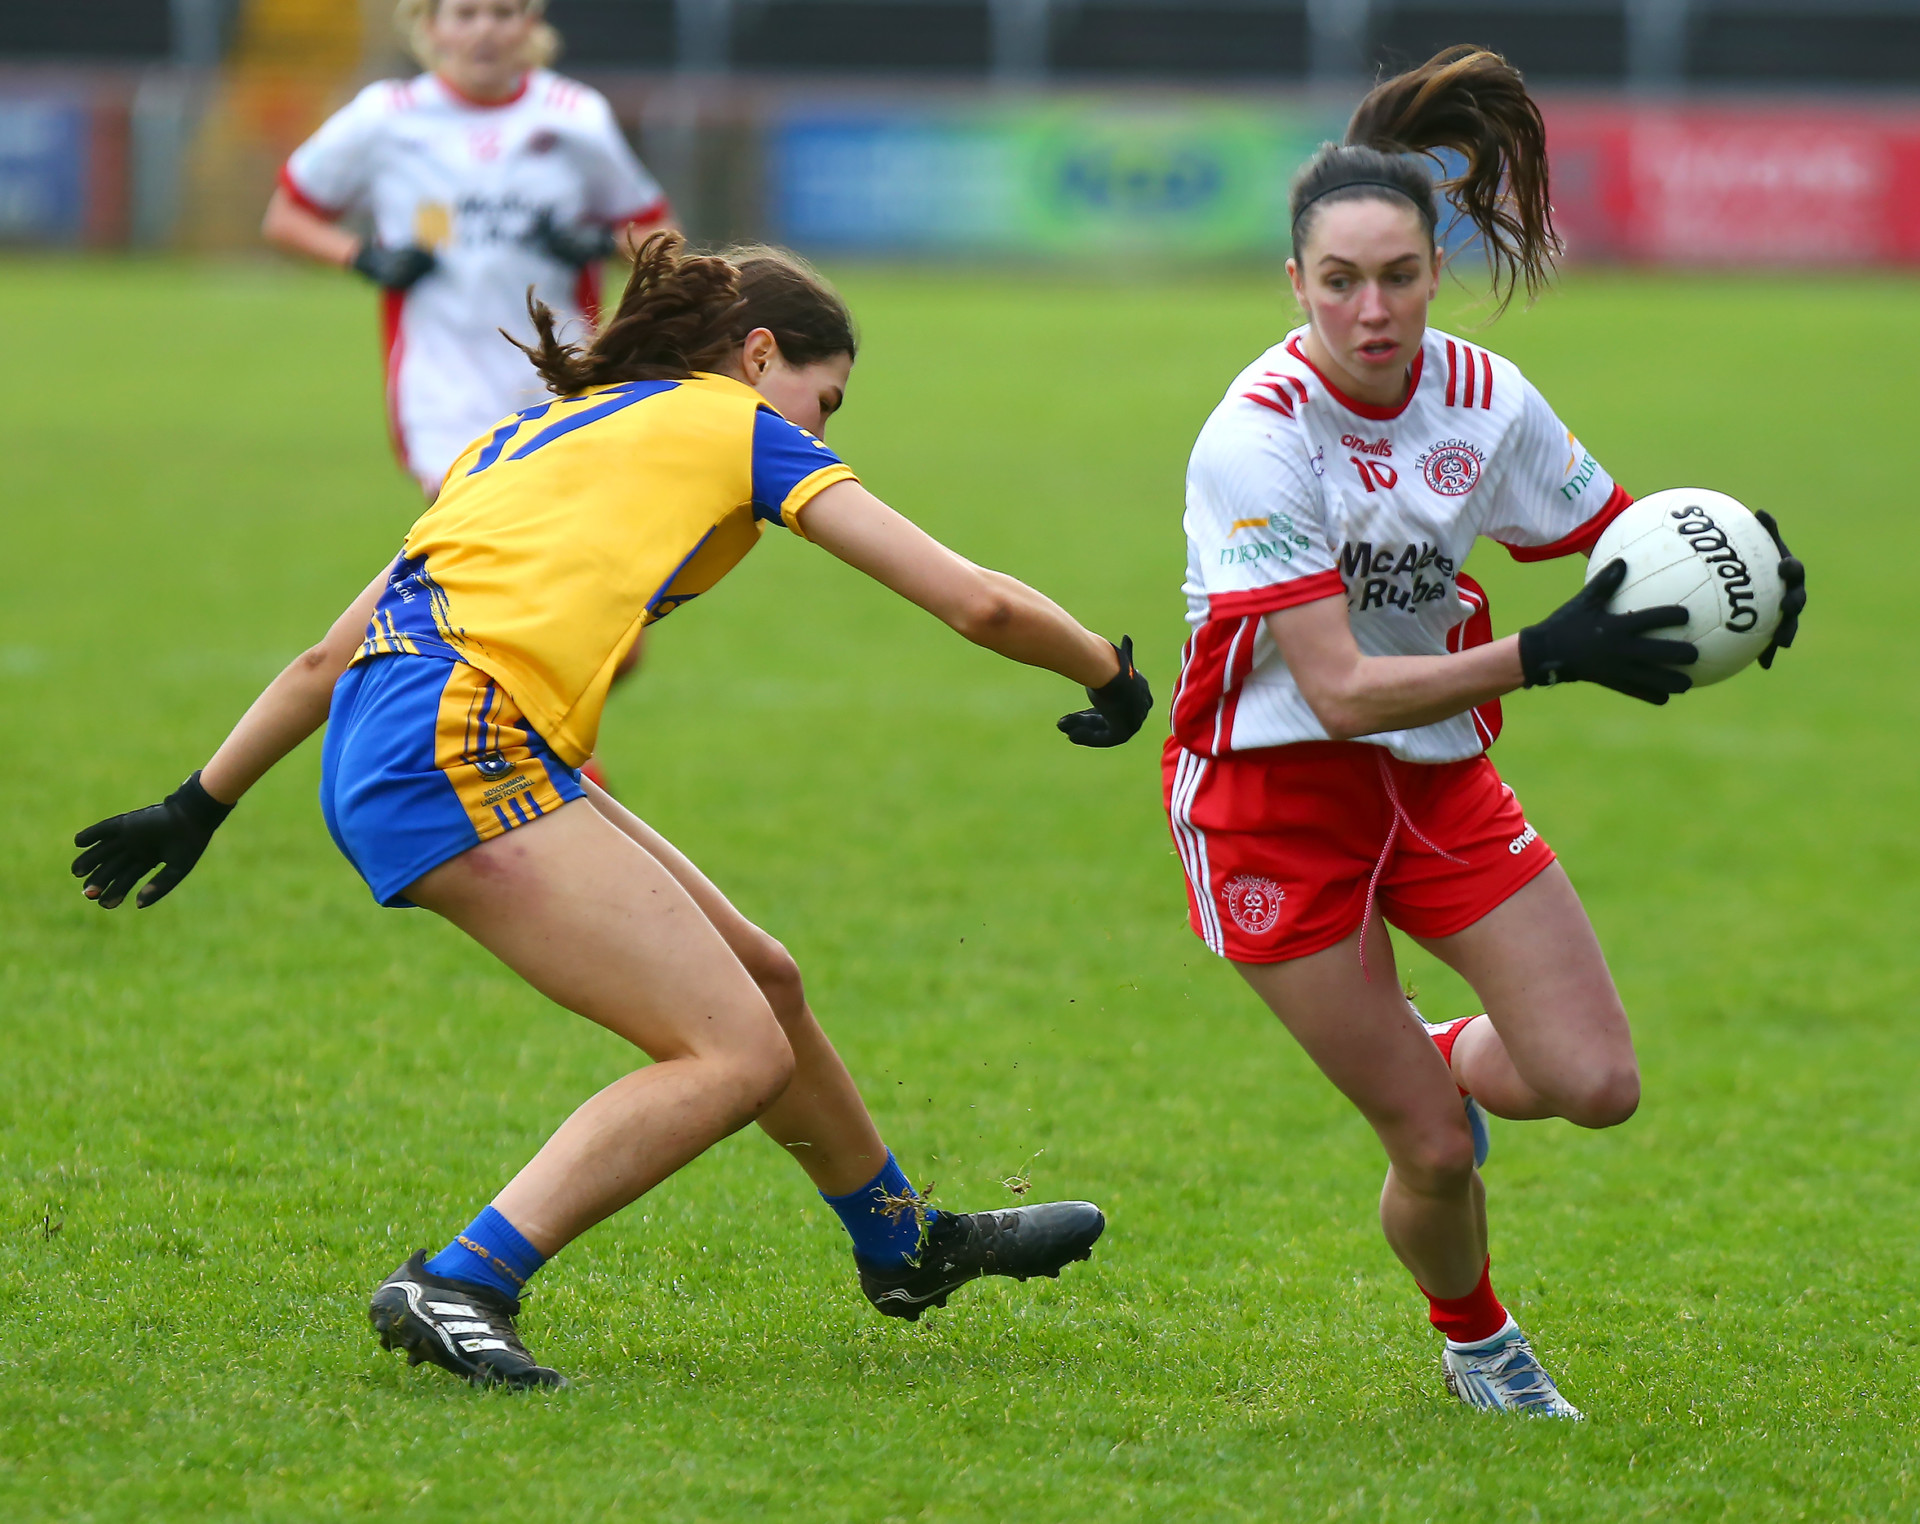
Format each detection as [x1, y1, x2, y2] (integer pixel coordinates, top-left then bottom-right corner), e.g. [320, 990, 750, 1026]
[775, 96, 1920, 267]
[773, 103, 1341, 258]
[0, 98, 90, 243]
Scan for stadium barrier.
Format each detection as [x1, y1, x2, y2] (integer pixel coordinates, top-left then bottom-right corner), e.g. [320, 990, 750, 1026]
[6, 69, 1920, 266]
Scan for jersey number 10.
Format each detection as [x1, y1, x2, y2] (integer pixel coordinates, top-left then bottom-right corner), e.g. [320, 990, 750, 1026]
[1350, 457, 1399, 493]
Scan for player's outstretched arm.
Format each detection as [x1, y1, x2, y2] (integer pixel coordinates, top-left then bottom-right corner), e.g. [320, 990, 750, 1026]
[72, 569, 388, 909]
[799, 480, 1152, 746]
[1272, 559, 1699, 740]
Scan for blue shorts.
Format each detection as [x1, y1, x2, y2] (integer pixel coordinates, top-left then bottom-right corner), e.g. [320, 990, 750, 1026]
[321, 654, 586, 907]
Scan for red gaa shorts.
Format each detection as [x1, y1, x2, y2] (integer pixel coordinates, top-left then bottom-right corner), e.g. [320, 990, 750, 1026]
[1162, 737, 1556, 964]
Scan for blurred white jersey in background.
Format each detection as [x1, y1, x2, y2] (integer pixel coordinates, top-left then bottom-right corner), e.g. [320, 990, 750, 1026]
[282, 69, 669, 495]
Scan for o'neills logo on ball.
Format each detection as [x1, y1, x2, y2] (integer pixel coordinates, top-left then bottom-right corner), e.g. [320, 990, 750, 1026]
[1222, 874, 1285, 935]
[1417, 438, 1485, 497]
[1669, 505, 1758, 632]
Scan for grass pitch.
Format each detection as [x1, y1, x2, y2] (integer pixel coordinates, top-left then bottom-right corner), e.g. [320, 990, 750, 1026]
[1, 256, 1916, 1521]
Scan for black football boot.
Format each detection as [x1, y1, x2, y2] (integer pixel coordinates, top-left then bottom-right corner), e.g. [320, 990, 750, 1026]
[858, 1200, 1105, 1321]
[368, 1251, 566, 1390]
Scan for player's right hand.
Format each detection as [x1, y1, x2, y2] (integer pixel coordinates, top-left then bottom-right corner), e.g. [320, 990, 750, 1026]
[1518, 558, 1698, 706]
[350, 242, 437, 292]
[1058, 636, 1154, 747]
[72, 771, 234, 910]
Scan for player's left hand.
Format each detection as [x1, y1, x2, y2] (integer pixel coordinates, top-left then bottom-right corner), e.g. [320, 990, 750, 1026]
[529, 211, 617, 269]
[1754, 510, 1805, 669]
[72, 771, 234, 910]
[1058, 636, 1153, 748]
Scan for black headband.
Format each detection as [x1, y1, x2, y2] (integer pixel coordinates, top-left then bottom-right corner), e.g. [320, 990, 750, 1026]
[1290, 177, 1433, 232]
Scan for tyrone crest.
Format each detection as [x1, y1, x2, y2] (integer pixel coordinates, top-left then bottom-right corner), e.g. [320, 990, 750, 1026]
[1419, 440, 1484, 497]
[1222, 874, 1285, 935]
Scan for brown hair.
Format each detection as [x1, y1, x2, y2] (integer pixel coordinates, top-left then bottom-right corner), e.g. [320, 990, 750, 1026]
[515, 232, 858, 395]
[1290, 45, 1559, 314]
[395, 0, 560, 70]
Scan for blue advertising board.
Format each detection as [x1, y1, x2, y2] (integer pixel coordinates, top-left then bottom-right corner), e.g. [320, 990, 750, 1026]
[0, 98, 91, 244]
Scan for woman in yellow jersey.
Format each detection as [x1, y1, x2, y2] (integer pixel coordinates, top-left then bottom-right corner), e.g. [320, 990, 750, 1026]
[73, 235, 1153, 1390]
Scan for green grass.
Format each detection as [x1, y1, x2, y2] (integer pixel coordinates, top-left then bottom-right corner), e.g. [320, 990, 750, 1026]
[1, 255, 1916, 1521]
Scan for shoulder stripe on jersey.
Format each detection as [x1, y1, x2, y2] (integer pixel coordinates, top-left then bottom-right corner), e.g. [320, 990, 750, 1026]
[1241, 372, 1308, 419]
[1443, 340, 1493, 410]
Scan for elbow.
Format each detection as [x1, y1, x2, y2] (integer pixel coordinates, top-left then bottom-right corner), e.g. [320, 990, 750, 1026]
[293, 642, 343, 686]
[1303, 689, 1371, 742]
[948, 588, 1016, 645]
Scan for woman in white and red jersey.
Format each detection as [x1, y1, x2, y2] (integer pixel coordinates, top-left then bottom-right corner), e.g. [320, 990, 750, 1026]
[1166, 47, 1801, 1417]
[264, 0, 672, 499]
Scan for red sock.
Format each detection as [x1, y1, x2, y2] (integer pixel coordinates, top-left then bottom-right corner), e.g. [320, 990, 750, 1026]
[1421, 1257, 1509, 1344]
[1427, 1014, 1482, 1097]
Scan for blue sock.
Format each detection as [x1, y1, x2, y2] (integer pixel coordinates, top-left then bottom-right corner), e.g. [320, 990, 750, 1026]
[821, 1153, 937, 1268]
[424, 1205, 546, 1300]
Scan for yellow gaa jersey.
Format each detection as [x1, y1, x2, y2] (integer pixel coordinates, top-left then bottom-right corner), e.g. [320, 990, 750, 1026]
[353, 372, 856, 766]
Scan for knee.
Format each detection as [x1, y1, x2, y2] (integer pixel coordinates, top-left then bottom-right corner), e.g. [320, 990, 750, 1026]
[724, 1010, 796, 1118]
[1560, 1063, 1640, 1130]
[1392, 1123, 1479, 1196]
[738, 932, 807, 1026]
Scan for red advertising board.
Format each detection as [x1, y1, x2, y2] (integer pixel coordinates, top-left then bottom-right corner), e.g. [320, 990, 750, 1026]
[1544, 100, 1920, 265]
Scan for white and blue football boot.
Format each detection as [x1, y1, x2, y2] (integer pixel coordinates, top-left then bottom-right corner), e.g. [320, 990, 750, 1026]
[1442, 1318, 1583, 1418]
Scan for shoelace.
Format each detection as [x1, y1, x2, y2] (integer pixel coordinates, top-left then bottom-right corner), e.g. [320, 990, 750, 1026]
[1358, 749, 1464, 981]
[1472, 1337, 1563, 1408]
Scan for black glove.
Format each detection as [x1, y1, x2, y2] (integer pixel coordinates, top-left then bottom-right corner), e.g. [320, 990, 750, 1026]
[1753, 510, 1805, 670]
[350, 241, 436, 292]
[529, 210, 617, 269]
[1518, 558, 1698, 706]
[72, 770, 234, 910]
[1057, 636, 1153, 748]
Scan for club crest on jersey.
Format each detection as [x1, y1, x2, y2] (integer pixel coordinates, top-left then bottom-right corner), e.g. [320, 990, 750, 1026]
[1417, 438, 1485, 497]
[1222, 874, 1285, 935]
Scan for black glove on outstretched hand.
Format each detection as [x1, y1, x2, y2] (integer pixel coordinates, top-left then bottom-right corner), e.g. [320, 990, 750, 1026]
[1057, 636, 1154, 748]
[529, 210, 617, 269]
[72, 771, 233, 910]
[1518, 558, 1698, 706]
[1754, 509, 1806, 670]
[350, 241, 437, 292]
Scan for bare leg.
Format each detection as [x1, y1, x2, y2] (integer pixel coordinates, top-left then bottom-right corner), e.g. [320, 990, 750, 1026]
[404, 799, 796, 1255]
[1415, 863, 1640, 1130]
[1236, 916, 1485, 1299]
[581, 778, 890, 1196]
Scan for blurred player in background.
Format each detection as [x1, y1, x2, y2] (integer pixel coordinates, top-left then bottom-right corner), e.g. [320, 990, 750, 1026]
[73, 235, 1153, 1390]
[1165, 49, 1801, 1417]
[263, 0, 672, 501]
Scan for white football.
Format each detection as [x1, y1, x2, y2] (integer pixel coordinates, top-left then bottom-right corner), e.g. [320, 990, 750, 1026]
[1585, 488, 1786, 686]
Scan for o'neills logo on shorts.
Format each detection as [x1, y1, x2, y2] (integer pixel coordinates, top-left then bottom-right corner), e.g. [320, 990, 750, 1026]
[1222, 874, 1285, 935]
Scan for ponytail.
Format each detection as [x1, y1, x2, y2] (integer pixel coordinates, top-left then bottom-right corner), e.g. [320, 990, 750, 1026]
[1290, 46, 1559, 314]
[514, 231, 857, 396]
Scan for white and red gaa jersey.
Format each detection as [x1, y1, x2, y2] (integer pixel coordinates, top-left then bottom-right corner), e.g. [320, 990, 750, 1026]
[281, 70, 669, 493]
[1173, 325, 1631, 764]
